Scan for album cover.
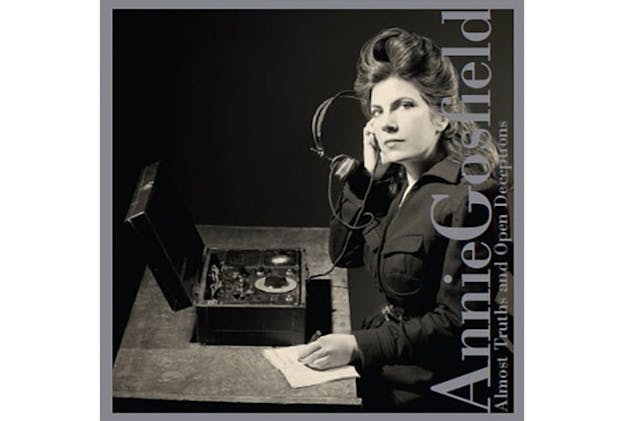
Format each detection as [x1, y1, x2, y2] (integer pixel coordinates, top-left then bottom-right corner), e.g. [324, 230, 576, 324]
[101, 0, 523, 419]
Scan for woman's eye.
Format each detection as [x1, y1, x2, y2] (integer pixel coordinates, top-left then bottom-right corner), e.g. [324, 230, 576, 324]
[401, 102, 415, 109]
[371, 109, 382, 117]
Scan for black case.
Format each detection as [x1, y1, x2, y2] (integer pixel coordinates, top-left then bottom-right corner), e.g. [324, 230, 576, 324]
[124, 162, 307, 346]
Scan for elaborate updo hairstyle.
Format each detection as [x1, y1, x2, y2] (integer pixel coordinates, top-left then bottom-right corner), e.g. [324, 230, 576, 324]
[354, 27, 498, 178]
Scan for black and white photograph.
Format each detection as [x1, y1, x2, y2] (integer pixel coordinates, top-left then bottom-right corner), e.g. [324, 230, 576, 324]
[11, 1, 624, 421]
[106, 1, 521, 416]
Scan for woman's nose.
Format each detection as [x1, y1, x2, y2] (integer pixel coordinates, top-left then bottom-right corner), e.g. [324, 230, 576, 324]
[381, 115, 398, 134]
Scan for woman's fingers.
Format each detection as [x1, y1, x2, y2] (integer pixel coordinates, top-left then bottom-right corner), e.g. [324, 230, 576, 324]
[363, 120, 375, 142]
[297, 341, 321, 360]
[362, 118, 389, 178]
[305, 355, 330, 370]
[299, 347, 326, 366]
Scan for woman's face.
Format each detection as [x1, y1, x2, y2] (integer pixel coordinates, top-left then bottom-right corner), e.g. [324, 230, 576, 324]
[370, 76, 445, 165]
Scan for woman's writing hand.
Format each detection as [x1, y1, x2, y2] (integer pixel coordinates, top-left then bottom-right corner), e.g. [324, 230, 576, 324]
[363, 119, 390, 179]
[297, 333, 359, 370]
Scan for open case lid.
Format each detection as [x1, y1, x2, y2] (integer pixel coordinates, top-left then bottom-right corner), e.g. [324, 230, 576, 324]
[124, 161, 204, 311]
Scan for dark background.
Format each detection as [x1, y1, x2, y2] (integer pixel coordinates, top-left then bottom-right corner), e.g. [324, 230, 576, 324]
[113, 9, 513, 360]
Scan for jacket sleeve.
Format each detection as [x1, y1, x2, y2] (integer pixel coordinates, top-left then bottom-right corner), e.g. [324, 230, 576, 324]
[352, 183, 498, 368]
[328, 162, 394, 268]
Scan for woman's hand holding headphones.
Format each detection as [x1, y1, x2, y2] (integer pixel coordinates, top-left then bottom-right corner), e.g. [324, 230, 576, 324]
[363, 119, 391, 179]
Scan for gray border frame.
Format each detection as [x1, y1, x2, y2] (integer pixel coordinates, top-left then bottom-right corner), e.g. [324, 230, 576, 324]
[101, 1, 523, 419]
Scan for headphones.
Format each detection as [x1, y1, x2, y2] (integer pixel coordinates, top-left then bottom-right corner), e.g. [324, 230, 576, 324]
[306, 91, 381, 281]
[310, 90, 382, 230]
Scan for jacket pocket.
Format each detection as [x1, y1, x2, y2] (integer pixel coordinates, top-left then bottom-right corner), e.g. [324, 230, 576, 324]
[381, 234, 424, 295]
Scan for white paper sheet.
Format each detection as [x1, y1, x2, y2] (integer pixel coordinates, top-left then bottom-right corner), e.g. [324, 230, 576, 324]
[263, 345, 360, 388]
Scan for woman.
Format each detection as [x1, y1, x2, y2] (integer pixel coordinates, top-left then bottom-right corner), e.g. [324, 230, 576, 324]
[298, 28, 499, 410]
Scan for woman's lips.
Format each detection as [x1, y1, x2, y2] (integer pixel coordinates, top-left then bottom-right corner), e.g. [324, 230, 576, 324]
[383, 139, 404, 147]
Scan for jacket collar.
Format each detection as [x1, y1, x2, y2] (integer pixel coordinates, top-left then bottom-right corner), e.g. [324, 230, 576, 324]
[421, 157, 461, 184]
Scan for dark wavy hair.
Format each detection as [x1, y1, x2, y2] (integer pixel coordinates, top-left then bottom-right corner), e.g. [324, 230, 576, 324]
[354, 27, 498, 180]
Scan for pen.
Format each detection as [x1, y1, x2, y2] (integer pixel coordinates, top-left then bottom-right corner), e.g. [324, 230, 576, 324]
[309, 330, 322, 342]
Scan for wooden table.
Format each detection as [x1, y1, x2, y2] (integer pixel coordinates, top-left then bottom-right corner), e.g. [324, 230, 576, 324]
[113, 225, 361, 408]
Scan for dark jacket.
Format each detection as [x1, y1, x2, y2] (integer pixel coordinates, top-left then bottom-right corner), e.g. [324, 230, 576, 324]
[329, 157, 498, 399]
